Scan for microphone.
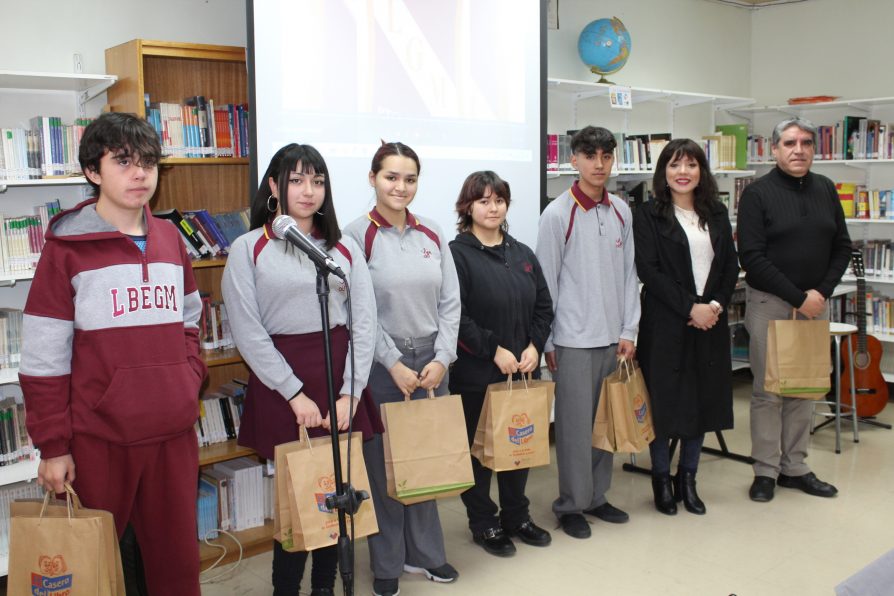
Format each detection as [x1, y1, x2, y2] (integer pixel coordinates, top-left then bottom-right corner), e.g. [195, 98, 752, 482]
[272, 215, 347, 279]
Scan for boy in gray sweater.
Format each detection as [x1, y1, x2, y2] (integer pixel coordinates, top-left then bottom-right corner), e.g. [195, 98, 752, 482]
[535, 126, 640, 539]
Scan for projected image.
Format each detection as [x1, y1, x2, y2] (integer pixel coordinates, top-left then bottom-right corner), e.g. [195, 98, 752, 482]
[253, 0, 541, 245]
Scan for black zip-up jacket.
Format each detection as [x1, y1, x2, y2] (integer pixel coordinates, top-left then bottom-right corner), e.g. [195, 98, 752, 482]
[448, 231, 554, 392]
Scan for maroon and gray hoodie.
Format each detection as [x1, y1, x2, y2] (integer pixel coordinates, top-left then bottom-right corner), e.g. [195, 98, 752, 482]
[19, 199, 206, 459]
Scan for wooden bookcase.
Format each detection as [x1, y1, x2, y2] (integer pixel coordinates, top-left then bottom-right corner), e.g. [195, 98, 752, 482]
[105, 39, 265, 569]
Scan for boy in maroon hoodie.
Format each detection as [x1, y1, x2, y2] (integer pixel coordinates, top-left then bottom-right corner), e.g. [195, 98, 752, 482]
[19, 112, 207, 595]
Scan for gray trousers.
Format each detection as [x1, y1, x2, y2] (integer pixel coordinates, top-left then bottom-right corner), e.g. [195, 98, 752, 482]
[552, 345, 617, 517]
[363, 336, 447, 580]
[745, 286, 828, 478]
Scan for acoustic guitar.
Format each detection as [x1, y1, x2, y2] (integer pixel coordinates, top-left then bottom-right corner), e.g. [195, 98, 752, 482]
[840, 250, 888, 417]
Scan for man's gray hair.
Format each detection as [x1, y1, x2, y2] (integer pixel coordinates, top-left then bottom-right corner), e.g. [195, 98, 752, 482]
[772, 117, 817, 146]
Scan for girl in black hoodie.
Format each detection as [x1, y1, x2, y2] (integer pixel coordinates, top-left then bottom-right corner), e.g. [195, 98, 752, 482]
[448, 171, 554, 558]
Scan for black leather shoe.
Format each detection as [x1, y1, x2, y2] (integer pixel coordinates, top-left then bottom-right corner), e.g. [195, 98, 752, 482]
[777, 472, 838, 498]
[583, 502, 629, 524]
[749, 476, 776, 502]
[504, 518, 551, 547]
[472, 527, 516, 557]
[558, 513, 591, 539]
[652, 475, 677, 515]
[675, 470, 706, 515]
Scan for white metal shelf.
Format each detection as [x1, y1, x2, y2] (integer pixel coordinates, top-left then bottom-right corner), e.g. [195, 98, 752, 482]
[0, 271, 35, 287]
[547, 78, 753, 110]
[747, 159, 894, 167]
[730, 96, 894, 116]
[0, 70, 116, 104]
[547, 169, 756, 179]
[0, 176, 88, 193]
[0, 458, 38, 487]
[842, 274, 894, 285]
[0, 368, 19, 384]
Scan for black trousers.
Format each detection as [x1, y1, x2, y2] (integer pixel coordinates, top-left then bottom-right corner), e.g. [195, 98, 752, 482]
[272, 541, 337, 595]
[459, 389, 531, 534]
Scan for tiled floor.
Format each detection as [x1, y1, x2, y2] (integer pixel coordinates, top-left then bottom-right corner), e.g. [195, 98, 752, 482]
[200, 372, 894, 596]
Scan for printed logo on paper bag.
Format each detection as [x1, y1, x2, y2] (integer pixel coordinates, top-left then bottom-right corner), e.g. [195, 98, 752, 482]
[633, 393, 648, 423]
[314, 474, 336, 513]
[31, 555, 72, 595]
[508, 413, 534, 445]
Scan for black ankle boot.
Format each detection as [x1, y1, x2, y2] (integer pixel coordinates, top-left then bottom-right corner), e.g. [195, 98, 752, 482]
[676, 469, 706, 515]
[652, 474, 677, 515]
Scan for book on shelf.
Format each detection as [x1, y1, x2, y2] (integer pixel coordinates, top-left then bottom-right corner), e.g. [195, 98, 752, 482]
[0, 388, 36, 466]
[153, 208, 212, 259]
[145, 96, 249, 159]
[212, 457, 266, 531]
[196, 384, 244, 448]
[0, 309, 23, 370]
[732, 177, 755, 216]
[715, 124, 748, 170]
[0, 117, 91, 181]
[184, 209, 231, 254]
[197, 476, 220, 540]
[0, 199, 62, 275]
[836, 182, 857, 218]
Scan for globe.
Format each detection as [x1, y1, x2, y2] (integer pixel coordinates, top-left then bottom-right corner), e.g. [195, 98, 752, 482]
[578, 17, 631, 84]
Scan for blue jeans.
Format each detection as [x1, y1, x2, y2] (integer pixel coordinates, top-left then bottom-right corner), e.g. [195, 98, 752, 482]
[649, 434, 705, 476]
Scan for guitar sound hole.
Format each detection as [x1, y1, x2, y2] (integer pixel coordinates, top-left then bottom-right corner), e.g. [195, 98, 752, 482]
[854, 351, 871, 370]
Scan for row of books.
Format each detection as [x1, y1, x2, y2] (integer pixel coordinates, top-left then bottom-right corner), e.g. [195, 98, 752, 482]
[842, 293, 894, 336]
[201, 296, 235, 351]
[851, 240, 894, 279]
[0, 398, 35, 466]
[835, 183, 894, 219]
[154, 207, 249, 260]
[0, 200, 62, 275]
[146, 96, 250, 159]
[0, 117, 92, 181]
[0, 480, 44, 557]
[196, 382, 245, 447]
[201, 457, 272, 533]
[547, 127, 748, 173]
[0, 309, 22, 370]
[748, 117, 894, 162]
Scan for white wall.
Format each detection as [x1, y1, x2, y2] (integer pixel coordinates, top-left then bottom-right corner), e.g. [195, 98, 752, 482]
[750, 0, 894, 105]
[0, 0, 246, 74]
[549, 0, 752, 98]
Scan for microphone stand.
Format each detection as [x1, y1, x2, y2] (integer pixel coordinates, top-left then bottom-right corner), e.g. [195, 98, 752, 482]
[314, 264, 367, 596]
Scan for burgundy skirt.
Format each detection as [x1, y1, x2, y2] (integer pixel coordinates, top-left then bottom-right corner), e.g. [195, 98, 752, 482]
[237, 325, 384, 460]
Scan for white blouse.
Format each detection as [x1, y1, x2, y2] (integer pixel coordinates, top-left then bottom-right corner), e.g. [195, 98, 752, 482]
[674, 204, 714, 296]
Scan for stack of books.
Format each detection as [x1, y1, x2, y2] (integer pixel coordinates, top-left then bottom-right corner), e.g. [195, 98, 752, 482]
[195, 381, 245, 447]
[0, 200, 63, 275]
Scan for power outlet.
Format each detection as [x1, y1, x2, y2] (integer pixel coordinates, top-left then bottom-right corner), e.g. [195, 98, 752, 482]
[73, 53, 83, 73]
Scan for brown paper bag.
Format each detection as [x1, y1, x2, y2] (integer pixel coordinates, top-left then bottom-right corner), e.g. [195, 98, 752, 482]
[8, 483, 125, 596]
[274, 436, 312, 552]
[472, 378, 552, 471]
[591, 360, 655, 453]
[283, 431, 378, 551]
[591, 376, 615, 452]
[381, 390, 474, 505]
[765, 314, 831, 399]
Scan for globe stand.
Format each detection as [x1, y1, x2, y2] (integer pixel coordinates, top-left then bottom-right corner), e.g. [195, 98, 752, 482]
[590, 66, 615, 85]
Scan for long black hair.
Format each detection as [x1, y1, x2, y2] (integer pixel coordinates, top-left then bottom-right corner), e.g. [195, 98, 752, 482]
[651, 138, 719, 230]
[249, 143, 341, 249]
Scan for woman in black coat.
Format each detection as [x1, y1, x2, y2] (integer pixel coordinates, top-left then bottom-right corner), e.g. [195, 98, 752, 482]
[633, 139, 739, 516]
[448, 171, 554, 558]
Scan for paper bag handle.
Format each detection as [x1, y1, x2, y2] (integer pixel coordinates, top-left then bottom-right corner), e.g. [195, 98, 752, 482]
[617, 357, 633, 381]
[426, 388, 436, 400]
[298, 425, 313, 451]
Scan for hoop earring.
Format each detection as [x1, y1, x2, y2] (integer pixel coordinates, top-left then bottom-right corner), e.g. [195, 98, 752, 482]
[267, 195, 278, 213]
[315, 210, 326, 216]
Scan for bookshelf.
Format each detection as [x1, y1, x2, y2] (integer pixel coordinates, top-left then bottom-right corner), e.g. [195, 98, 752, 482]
[0, 73, 113, 524]
[105, 39, 259, 567]
[546, 78, 755, 212]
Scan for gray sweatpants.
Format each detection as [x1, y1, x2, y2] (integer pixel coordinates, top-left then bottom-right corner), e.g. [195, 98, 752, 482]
[552, 345, 618, 518]
[363, 336, 448, 580]
[744, 286, 828, 478]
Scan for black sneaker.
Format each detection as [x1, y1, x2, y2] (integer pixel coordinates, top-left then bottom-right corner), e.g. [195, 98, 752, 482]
[749, 476, 776, 502]
[583, 502, 629, 524]
[473, 527, 516, 557]
[504, 518, 551, 547]
[777, 472, 838, 498]
[558, 513, 591, 539]
[403, 562, 459, 583]
[373, 577, 399, 596]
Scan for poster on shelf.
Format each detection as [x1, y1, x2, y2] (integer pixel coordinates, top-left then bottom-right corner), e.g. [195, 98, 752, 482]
[609, 86, 632, 110]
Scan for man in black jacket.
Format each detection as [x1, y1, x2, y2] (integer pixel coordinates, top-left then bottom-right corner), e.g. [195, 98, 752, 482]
[738, 117, 851, 502]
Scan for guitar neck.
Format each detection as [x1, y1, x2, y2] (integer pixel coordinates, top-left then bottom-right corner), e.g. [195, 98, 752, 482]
[856, 277, 868, 352]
